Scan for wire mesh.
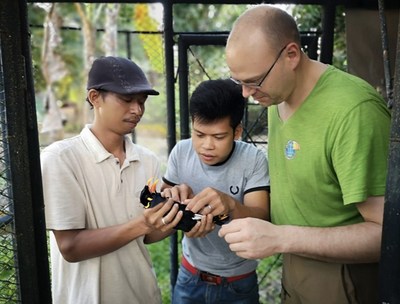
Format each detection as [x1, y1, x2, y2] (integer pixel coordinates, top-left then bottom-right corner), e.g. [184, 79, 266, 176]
[0, 42, 20, 304]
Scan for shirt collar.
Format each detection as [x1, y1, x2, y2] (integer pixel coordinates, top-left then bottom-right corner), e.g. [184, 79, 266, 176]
[81, 125, 140, 163]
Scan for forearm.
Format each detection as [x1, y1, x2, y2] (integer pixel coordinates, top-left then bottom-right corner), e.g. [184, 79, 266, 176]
[230, 190, 269, 220]
[144, 229, 175, 244]
[280, 222, 382, 263]
[230, 198, 269, 220]
[54, 215, 151, 262]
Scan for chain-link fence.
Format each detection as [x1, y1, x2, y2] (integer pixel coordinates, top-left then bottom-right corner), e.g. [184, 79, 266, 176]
[0, 44, 20, 304]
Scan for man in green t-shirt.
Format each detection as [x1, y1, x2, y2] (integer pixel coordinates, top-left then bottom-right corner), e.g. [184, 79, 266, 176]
[219, 5, 390, 304]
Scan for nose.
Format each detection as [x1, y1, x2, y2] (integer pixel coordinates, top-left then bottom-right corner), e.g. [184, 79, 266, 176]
[202, 136, 215, 150]
[129, 101, 143, 114]
[241, 85, 256, 99]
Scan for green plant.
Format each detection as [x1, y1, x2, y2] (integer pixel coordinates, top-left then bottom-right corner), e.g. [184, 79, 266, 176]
[147, 237, 175, 303]
[0, 237, 18, 302]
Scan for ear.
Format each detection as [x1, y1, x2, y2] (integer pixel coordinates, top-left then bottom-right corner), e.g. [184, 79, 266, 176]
[234, 124, 243, 140]
[286, 42, 301, 68]
[87, 89, 102, 108]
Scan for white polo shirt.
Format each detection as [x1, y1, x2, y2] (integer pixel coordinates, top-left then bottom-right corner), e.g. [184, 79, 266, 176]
[41, 125, 162, 304]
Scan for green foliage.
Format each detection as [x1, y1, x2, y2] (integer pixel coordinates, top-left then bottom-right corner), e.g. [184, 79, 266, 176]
[292, 4, 323, 32]
[173, 4, 248, 32]
[173, 4, 248, 91]
[147, 237, 177, 304]
[331, 6, 347, 69]
[28, 4, 46, 91]
[28, 3, 163, 125]
[0, 237, 18, 302]
[257, 254, 282, 303]
[292, 4, 347, 70]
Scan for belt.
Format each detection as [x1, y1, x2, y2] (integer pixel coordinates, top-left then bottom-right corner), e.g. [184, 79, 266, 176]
[181, 256, 255, 285]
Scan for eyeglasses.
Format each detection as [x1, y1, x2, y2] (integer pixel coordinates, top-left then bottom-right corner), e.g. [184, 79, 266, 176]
[230, 44, 288, 89]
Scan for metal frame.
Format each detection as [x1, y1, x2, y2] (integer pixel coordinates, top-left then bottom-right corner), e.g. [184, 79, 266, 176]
[0, 1, 52, 303]
[0, 0, 398, 302]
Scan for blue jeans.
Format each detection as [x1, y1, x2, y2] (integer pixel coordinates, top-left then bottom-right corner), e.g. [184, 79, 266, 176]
[172, 265, 260, 304]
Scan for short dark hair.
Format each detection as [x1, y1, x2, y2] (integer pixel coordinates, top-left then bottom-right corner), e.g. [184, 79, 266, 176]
[189, 79, 246, 130]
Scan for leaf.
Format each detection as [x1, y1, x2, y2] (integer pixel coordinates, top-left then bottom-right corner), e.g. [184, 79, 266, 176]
[133, 4, 164, 73]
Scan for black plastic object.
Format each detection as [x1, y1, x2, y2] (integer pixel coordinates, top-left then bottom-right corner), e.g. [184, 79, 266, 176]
[140, 185, 229, 232]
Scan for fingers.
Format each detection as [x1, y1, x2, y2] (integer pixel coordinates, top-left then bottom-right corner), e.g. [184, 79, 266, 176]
[176, 184, 194, 200]
[218, 219, 241, 238]
[219, 218, 275, 260]
[161, 187, 179, 201]
[195, 200, 223, 217]
[185, 214, 215, 238]
[185, 193, 214, 214]
[217, 220, 250, 258]
[144, 198, 182, 231]
[162, 203, 183, 227]
[157, 203, 184, 232]
[184, 221, 201, 238]
[162, 184, 193, 202]
[185, 188, 229, 216]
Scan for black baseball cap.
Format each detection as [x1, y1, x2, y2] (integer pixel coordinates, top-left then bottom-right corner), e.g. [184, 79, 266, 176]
[87, 56, 159, 96]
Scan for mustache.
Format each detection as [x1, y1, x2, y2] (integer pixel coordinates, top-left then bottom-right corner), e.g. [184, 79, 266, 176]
[124, 115, 141, 123]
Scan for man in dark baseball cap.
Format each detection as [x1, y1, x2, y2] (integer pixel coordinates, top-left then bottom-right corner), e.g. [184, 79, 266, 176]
[87, 56, 159, 96]
[41, 56, 180, 304]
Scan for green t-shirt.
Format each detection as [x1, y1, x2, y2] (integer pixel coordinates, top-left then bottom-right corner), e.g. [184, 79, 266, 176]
[269, 66, 390, 227]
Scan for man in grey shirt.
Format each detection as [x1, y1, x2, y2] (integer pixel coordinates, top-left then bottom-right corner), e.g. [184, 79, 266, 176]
[162, 79, 270, 304]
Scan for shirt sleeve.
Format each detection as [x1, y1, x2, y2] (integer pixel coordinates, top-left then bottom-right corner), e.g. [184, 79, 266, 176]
[244, 148, 270, 194]
[332, 100, 390, 205]
[41, 149, 87, 230]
